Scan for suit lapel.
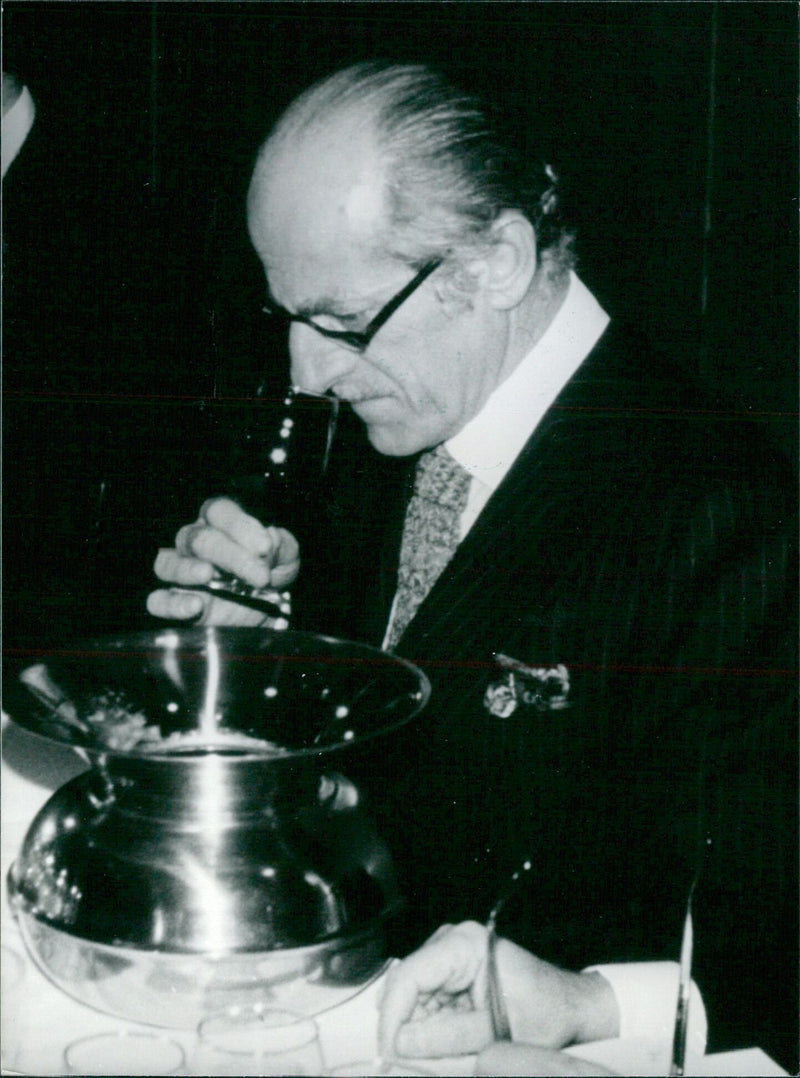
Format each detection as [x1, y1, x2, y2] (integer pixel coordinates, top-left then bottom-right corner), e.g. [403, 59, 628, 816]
[393, 323, 626, 657]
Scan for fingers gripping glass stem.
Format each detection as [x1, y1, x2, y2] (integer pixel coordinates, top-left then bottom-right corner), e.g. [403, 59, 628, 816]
[186, 576, 292, 621]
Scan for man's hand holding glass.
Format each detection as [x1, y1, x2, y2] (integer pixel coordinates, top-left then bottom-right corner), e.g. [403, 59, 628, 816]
[147, 497, 299, 626]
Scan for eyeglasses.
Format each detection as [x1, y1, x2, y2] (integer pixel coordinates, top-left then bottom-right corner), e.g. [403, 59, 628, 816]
[261, 259, 442, 352]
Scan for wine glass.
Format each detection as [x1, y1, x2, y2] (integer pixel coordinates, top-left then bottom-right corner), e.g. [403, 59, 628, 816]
[63, 1030, 186, 1075]
[328, 1060, 434, 1076]
[1, 943, 27, 1071]
[193, 1005, 324, 1076]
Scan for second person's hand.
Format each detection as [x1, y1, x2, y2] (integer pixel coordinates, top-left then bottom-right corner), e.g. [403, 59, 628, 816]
[378, 922, 493, 1061]
[378, 921, 620, 1062]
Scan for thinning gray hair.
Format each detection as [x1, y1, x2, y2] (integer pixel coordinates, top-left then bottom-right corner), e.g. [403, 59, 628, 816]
[258, 61, 575, 276]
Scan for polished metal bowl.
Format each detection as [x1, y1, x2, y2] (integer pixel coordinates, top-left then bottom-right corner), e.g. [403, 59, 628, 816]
[4, 627, 429, 759]
[9, 888, 389, 1029]
[6, 628, 430, 1028]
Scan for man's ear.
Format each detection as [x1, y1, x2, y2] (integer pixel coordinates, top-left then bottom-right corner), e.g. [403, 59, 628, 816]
[478, 210, 538, 310]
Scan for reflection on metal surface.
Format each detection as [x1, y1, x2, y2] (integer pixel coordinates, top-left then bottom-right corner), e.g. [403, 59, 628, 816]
[6, 628, 429, 758]
[13, 907, 389, 1030]
[6, 630, 430, 1028]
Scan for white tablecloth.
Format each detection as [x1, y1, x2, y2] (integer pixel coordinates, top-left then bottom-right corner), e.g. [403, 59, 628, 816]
[0, 717, 787, 1077]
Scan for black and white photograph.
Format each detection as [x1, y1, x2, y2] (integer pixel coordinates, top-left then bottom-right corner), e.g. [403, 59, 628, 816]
[2, 2, 797, 1075]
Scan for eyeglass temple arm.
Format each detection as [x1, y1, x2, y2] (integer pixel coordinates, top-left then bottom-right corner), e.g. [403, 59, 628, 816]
[263, 258, 442, 348]
[359, 258, 443, 340]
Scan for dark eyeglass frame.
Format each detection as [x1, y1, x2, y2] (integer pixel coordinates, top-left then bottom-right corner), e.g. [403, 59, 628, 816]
[261, 258, 443, 351]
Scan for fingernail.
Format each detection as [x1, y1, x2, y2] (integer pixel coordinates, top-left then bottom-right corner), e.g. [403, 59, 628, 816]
[176, 592, 202, 616]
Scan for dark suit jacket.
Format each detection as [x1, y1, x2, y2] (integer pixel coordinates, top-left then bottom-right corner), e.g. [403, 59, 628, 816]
[286, 322, 797, 1069]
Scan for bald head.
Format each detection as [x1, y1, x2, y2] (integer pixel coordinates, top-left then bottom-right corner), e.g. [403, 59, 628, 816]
[247, 61, 574, 276]
[247, 107, 391, 281]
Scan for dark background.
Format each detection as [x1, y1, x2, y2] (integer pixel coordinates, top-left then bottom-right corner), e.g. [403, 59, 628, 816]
[3, 1, 797, 649]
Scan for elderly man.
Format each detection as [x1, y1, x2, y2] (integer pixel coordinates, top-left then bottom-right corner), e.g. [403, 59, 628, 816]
[148, 63, 797, 1070]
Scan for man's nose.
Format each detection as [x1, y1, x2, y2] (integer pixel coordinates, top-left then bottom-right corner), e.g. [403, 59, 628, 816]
[289, 323, 358, 396]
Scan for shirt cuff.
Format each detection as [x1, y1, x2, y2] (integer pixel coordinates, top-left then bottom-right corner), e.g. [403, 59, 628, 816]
[582, 961, 708, 1055]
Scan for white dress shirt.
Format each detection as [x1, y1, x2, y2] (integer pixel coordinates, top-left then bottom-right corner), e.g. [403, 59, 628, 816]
[585, 961, 708, 1055]
[446, 270, 610, 539]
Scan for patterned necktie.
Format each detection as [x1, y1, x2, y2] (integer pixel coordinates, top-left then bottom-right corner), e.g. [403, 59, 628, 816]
[385, 444, 471, 650]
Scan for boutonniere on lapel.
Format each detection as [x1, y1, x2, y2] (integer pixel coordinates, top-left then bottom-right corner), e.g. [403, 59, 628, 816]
[483, 653, 571, 718]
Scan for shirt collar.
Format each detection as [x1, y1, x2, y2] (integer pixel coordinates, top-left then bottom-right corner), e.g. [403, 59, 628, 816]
[446, 271, 610, 490]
